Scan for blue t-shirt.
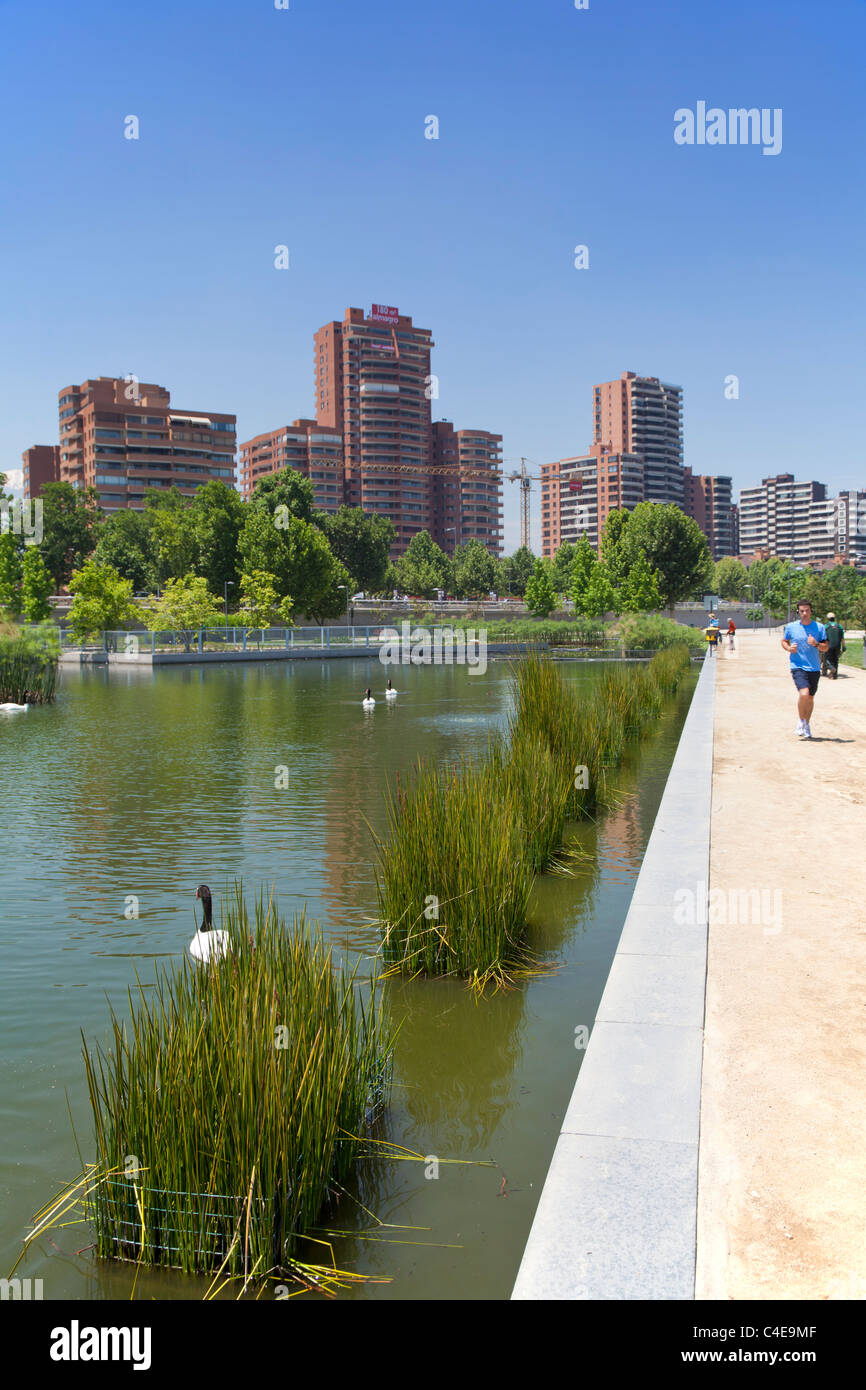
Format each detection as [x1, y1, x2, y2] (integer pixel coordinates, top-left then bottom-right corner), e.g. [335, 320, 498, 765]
[784, 620, 826, 671]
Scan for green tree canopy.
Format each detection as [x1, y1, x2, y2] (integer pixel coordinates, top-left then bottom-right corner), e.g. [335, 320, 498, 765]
[317, 506, 396, 593]
[550, 542, 578, 595]
[583, 564, 617, 618]
[237, 507, 350, 621]
[68, 560, 138, 641]
[500, 545, 535, 598]
[146, 488, 198, 585]
[619, 550, 662, 613]
[249, 468, 316, 525]
[0, 532, 22, 616]
[393, 530, 452, 598]
[452, 538, 499, 599]
[605, 503, 713, 613]
[21, 548, 54, 622]
[238, 569, 294, 631]
[714, 557, 749, 601]
[189, 480, 246, 596]
[38, 481, 102, 588]
[93, 508, 157, 592]
[144, 575, 225, 648]
[525, 558, 557, 617]
[569, 534, 599, 615]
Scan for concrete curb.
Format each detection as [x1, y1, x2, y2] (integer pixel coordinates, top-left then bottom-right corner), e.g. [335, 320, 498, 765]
[512, 653, 716, 1300]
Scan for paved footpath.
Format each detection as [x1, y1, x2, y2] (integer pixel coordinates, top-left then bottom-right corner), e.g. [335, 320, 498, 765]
[696, 630, 866, 1300]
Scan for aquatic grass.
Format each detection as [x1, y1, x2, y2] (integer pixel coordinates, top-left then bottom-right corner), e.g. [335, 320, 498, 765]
[372, 757, 536, 990]
[81, 888, 393, 1281]
[374, 646, 692, 987]
[0, 622, 59, 703]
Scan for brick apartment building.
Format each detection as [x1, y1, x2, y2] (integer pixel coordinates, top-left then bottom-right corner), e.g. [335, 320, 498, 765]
[240, 305, 503, 559]
[683, 470, 737, 561]
[739, 473, 866, 570]
[21, 444, 60, 499]
[239, 420, 344, 508]
[50, 378, 236, 512]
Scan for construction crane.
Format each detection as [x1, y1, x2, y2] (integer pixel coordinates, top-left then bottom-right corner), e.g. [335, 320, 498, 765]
[506, 457, 544, 550]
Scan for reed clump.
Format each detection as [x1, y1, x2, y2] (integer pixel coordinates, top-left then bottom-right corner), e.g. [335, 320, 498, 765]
[0, 622, 59, 703]
[375, 646, 692, 986]
[82, 889, 392, 1280]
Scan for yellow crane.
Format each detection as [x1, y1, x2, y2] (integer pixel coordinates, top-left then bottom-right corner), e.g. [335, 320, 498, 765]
[506, 457, 544, 550]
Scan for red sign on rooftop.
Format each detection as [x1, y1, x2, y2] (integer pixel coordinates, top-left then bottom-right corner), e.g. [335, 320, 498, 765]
[370, 304, 398, 324]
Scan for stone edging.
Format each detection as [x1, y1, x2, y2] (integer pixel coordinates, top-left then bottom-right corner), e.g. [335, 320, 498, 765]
[512, 653, 716, 1300]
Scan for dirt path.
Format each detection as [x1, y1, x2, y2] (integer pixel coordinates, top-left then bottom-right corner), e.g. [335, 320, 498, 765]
[696, 629, 866, 1301]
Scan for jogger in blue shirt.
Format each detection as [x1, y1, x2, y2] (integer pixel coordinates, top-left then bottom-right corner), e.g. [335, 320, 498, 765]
[781, 599, 829, 739]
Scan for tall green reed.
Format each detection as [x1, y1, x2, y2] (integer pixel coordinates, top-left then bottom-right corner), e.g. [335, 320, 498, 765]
[0, 623, 59, 703]
[83, 888, 392, 1279]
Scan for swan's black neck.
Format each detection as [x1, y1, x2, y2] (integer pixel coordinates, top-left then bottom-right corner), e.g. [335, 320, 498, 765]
[198, 885, 213, 930]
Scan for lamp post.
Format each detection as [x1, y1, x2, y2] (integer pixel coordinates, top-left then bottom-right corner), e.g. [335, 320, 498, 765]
[338, 584, 349, 634]
[224, 581, 235, 630]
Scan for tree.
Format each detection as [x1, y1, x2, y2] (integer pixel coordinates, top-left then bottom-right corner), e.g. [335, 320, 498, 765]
[615, 502, 713, 613]
[144, 575, 225, 649]
[500, 545, 535, 598]
[20, 548, 54, 621]
[317, 506, 395, 593]
[569, 534, 599, 615]
[189, 480, 246, 596]
[237, 507, 350, 621]
[38, 482, 102, 588]
[550, 542, 578, 595]
[238, 569, 294, 631]
[714, 557, 749, 601]
[93, 508, 157, 592]
[394, 530, 452, 598]
[599, 509, 634, 593]
[583, 564, 617, 618]
[525, 558, 557, 617]
[0, 532, 22, 615]
[619, 550, 662, 613]
[146, 489, 198, 584]
[249, 468, 316, 524]
[452, 538, 499, 599]
[68, 560, 138, 642]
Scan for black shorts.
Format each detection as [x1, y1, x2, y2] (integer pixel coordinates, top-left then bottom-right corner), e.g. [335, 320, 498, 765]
[792, 669, 820, 696]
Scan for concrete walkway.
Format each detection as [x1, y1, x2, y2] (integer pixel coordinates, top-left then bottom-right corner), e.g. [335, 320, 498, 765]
[696, 629, 866, 1300]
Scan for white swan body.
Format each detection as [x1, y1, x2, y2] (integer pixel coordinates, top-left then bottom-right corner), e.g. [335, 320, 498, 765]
[362, 697, 375, 708]
[0, 703, 28, 712]
[385, 688, 397, 699]
[189, 928, 230, 964]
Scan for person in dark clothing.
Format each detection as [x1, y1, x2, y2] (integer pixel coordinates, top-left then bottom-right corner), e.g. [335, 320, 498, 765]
[821, 613, 845, 679]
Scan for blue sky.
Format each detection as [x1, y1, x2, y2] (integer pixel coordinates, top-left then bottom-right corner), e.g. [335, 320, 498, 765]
[1, 0, 863, 552]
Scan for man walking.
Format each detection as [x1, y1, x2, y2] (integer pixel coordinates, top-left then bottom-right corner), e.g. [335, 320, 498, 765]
[781, 599, 829, 739]
[821, 612, 845, 679]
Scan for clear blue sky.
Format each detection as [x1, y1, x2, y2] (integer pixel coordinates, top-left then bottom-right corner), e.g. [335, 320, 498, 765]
[1, 0, 863, 552]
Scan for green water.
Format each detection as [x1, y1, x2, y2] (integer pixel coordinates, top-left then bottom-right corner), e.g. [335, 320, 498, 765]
[0, 656, 695, 1300]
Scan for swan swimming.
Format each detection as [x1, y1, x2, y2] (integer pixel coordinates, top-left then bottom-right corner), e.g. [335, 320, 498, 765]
[0, 702, 28, 712]
[362, 686, 375, 708]
[189, 884, 230, 964]
[385, 679, 397, 699]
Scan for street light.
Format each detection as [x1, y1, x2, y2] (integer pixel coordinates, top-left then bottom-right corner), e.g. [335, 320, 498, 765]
[224, 581, 235, 630]
[338, 583, 349, 632]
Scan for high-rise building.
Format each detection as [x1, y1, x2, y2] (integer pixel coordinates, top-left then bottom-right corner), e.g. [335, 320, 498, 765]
[541, 445, 643, 557]
[593, 371, 684, 506]
[314, 306, 435, 554]
[432, 422, 503, 555]
[57, 378, 236, 512]
[239, 420, 344, 507]
[683, 471, 736, 559]
[738, 473, 827, 563]
[739, 474, 866, 570]
[22, 445, 60, 499]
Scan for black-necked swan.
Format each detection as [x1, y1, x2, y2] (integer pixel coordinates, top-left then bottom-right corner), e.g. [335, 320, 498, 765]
[362, 686, 375, 708]
[0, 702, 28, 712]
[189, 884, 230, 964]
[385, 679, 397, 699]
